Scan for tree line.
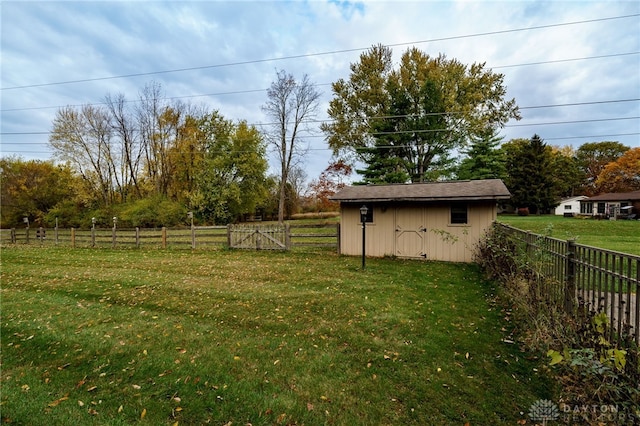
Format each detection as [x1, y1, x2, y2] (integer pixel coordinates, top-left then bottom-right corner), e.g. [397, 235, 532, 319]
[2, 45, 638, 228]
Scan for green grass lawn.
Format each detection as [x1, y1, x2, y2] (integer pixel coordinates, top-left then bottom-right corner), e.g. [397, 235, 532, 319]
[498, 215, 640, 256]
[1, 247, 552, 425]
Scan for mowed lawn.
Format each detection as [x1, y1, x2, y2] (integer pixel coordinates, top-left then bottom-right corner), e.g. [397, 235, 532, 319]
[1, 247, 552, 425]
[498, 215, 640, 256]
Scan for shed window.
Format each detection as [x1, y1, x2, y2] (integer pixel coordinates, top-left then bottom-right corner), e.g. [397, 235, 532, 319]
[450, 203, 468, 224]
[564, 205, 572, 210]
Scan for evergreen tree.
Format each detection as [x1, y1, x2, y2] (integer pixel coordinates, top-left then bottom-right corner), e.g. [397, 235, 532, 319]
[503, 135, 556, 214]
[456, 128, 506, 180]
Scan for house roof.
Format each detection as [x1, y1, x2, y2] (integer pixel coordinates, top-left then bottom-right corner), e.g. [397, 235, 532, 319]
[558, 195, 588, 203]
[584, 190, 640, 202]
[330, 179, 511, 203]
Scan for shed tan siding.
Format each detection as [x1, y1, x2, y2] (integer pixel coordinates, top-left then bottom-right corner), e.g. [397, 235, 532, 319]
[340, 202, 497, 263]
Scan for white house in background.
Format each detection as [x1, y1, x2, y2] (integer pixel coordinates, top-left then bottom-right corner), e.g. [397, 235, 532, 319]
[554, 196, 588, 216]
[580, 190, 640, 218]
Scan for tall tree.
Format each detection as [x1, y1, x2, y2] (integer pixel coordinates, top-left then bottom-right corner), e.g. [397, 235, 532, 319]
[0, 157, 77, 227]
[575, 141, 629, 195]
[168, 114, 206, 201]
[104, 92, 143, 200]
[594, 147, 640, 193]
[190, 112, 268, 224]
[503, 135, 556, 214]
[49, 105, 118, 205]
[262, 70, 321, 223]
[456, 127, 506, 180]
[549, 145, 583, 198]
[321, 45, 520, 183]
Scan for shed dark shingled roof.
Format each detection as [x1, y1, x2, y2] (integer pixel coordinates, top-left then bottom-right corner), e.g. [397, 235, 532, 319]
[330, 179, 511, 202]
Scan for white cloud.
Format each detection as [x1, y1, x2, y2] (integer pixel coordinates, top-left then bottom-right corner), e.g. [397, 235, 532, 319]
[1, 0, 638, 179]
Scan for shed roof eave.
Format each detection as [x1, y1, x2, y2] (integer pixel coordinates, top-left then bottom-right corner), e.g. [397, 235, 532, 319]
[332, 196, 511, 203]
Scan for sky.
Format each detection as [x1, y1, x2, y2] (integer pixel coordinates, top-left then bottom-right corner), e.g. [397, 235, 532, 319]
[1, 0, 639, 183]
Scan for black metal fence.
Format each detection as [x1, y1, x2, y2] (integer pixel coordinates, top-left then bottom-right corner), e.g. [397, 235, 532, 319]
[496, 223, 639, 345]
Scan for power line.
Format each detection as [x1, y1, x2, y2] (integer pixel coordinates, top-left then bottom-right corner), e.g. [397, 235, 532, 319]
[2, 107, 639, 137]
[3, 113, 639, 138]
[2, 13, 637, 91]
[2, 115, 638, 141]
[492, 52, 639, 69]
[3, 96, 639, 135]
[1, 51, 637, 113]
[3, 131, 638, 156]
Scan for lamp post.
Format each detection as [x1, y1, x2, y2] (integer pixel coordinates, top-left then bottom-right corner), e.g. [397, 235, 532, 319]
[359, 205, 368, 270]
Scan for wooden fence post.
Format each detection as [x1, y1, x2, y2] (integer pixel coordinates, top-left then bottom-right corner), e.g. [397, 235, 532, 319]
[336, 223, 341, 254]
[162, 227, 167, 249]
[256, 226, 262, 250]
[564, 239, 576, 313]
[227, 225, 232, 248]
[71, 228, 76, 248]
[135, 227, 140, 248]
[10, 228, 16, 244]
[285, 223, 291, 250]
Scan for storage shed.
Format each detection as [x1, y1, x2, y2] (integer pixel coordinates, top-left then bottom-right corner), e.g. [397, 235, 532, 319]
[330, 179, 511, 263]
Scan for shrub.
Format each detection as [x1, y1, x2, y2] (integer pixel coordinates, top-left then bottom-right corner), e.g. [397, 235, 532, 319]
[119, 197, 187, 228]
[476, 224, 640, 422]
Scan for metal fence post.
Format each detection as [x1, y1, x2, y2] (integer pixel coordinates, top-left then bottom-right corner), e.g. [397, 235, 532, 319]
[565, 239, 576, 313]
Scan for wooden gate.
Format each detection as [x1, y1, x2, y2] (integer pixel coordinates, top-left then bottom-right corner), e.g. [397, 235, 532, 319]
[228, 224, 288, 250]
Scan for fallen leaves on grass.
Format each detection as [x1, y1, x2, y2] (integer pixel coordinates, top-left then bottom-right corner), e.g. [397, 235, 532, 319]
[48, 395, 69, 407]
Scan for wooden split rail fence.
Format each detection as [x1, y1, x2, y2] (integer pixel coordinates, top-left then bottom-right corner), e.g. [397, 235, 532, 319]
[1, 223, 340, 252]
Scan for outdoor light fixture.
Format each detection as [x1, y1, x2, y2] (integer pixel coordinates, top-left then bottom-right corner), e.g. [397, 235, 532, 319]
[359, 205, 369, 222]
[360, 205, 368, 270]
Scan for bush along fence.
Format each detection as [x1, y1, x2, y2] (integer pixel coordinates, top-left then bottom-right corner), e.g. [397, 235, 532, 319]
[493, 223, 639, 346]
[1, 223, 340, 252]
[484, 223, 640, 415]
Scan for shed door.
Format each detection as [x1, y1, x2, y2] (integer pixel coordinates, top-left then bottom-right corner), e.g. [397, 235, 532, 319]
[395, 207, 426, 258]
